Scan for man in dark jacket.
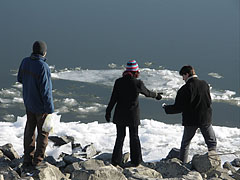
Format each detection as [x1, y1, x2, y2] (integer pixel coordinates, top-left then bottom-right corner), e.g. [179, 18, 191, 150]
[17, 41, 54, 167]
[163, 65, 217, 163]
[105, 60, 162, 167]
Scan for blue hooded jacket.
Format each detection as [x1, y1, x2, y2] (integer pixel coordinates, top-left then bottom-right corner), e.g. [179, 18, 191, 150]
[17, 54, 54, 114]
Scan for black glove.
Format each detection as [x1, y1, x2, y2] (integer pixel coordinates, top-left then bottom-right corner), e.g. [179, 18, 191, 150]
[105, 113, 111, 122]
[156, 93, 162, 100]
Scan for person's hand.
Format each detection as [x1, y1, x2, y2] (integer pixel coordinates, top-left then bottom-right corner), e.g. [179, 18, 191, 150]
[156, 93, 163, 100]
[42, 113, 48, 119]
[162, 103, 166, 109]
[105, 113, 111, 122]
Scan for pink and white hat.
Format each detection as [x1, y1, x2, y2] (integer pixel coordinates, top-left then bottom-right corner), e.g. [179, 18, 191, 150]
[126, 60, 139, 72]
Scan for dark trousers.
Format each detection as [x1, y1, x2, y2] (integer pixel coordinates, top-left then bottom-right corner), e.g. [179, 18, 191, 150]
[180, 124, 217, 163]
[112, 125, 142, 166]
[24, 111, 49, 164]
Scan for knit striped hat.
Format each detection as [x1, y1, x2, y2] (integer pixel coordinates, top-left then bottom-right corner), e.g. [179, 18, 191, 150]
[126, 60, 139, 72]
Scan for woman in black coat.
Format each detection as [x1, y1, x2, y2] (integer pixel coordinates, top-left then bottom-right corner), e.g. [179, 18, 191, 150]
[105, 60, 162, 167]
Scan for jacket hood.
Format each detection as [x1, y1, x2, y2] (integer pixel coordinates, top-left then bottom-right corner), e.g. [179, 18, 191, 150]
[30, 53, 47, 62]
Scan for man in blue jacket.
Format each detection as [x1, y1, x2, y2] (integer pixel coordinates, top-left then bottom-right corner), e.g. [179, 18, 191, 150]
[17, 41, 54, 168]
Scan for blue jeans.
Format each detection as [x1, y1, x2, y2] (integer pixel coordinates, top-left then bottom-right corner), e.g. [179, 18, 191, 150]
[179, 124, 217, 163]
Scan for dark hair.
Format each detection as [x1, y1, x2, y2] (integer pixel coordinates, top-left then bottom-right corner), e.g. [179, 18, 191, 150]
[179, 65, 196, 76]
[122, 71, 140, 78]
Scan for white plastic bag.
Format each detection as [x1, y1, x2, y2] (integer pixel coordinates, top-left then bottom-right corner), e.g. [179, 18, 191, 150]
[42, 114, 54, 133]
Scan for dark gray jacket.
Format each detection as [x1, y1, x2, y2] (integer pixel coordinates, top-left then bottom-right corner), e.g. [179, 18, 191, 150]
[106, 75, 157, 126]
[164, 77, 212, 126]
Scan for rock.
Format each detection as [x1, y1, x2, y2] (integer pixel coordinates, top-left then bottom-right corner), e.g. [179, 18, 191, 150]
[72, 143, 82, 154]
[0, 143, 20, 160]
[237, 168, 240, 173]
[123, 164, 162, 179]
[0, 155, 11, 167]
[71, 165, 127, 180]
[56, 160, 67, 169]
[0, 151, 3, 157]
[207, 166, 235, 180]
[166, 148, 180, 160]
[155, 158, 190, 178]
[223, 161, 236, 173]
[64, 162, 80, 174]
[9, 157, 22, 168]
[0, 165, 21, 180]
[79, 159, 106, 171]
[231, 158, 240, 167]
[48, 135, 74, 147]
[192, 151, 221, 174]
[182, 171, 203, 180]
[63, 154, 83, 165]
[232, 171, 240, 180]
[122, 152, 130, 164]
[95, 152, 129, 165]
[142, 161, 157, 169]
[95, 153, 112, 162]
[31, 162, 67, 180]
[82, 143, 98, 159]
[44, 156, 57, 166]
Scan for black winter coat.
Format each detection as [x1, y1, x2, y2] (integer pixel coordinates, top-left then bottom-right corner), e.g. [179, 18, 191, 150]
[164, 77, 212, 126]
[106, 75, 157, 126]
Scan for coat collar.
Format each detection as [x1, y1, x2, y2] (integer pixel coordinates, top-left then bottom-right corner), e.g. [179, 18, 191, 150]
[30, 53, 47, 62]
[186, 75, 198, 83]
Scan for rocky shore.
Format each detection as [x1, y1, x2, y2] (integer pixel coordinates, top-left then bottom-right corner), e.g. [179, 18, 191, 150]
[0, 135, 239, 180]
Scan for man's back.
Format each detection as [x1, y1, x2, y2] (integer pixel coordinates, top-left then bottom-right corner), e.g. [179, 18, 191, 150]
[18, 54, 54, 114]
[182, 77, 212, 126]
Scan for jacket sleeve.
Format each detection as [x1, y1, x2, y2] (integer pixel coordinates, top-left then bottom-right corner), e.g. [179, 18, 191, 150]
[39, 64, 54, 114]
[17, 61, 23, 84]
[137, 80, 157, 98]
[106, 81, 118, 115]
[206, 82, 212, 107]
[164, 86, 190, 114]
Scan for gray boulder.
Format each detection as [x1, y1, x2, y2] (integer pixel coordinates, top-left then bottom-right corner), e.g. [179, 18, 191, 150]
[63, 154, 84, 165]
[64, 162, 80, 174]
[0, 165, 21, 180]
[123, 164, 162, 179]
[231, 158, 240, 167]
[206, 166, 235, 180]
[82, 143, 98, 159]
[166, 148, 180, 160]
[79, 159, 106, 171]
[122, 152, 130, 164]
[72, 165, 127, 180]
[223, 161, 236, 173]
[232, 171, 240, 180]
[155, 158, 190, 178]
[0, 143, 20, 160]
[44, 156, 57, 166]
[192, 151, 221, 174]
[48, 136, 74, 147]
[56, 160, 67, 169]
[95, 152, 129, 165]
[182, 171, 203, 180]
[95, 153, 112, 162]
[30, 162, 67, 180]
[0, 155, 11, 166]
[64, 159, 106, 176]
[0, 151, 3, 157]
